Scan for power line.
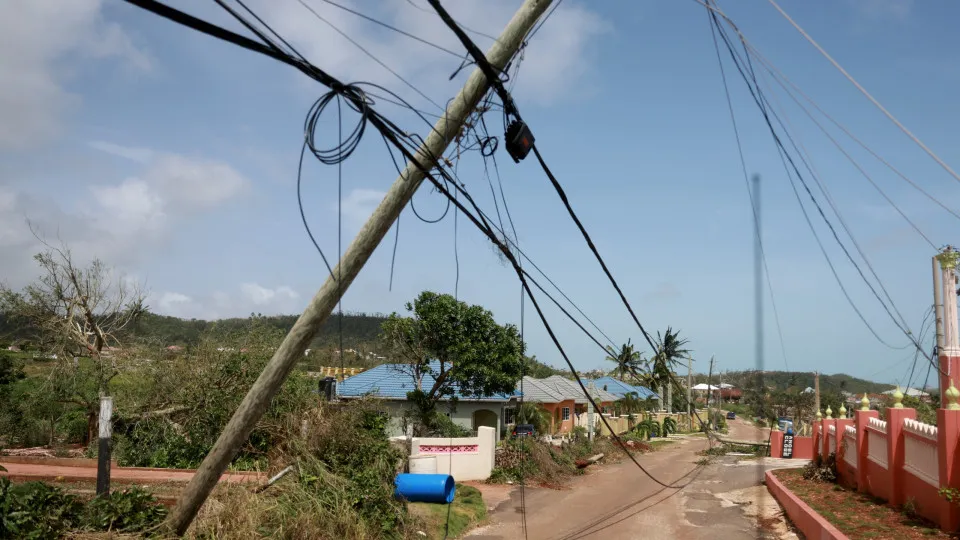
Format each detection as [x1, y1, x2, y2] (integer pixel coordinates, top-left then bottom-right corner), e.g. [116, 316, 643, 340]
[127, 0, 703, 501]
[742, 44, 960, 225]
[401, 0, 503, 44]
[313, 0, 465, 59]
[424, 0, 708, 489]
[708, 9, 916, 352]
[707, 9, 789, 372]
[766, 0, 960, 188]
[752, 64, 936, 250]
[293, 0, 446, 111]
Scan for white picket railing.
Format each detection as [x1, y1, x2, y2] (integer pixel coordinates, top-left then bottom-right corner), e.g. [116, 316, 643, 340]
[903, 418, 939, 487]
[843, 425, 857, 468]
[867, 418, 889, 468]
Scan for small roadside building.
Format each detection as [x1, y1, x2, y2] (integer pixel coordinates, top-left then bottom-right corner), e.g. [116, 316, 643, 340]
[336, 362, 515, 439]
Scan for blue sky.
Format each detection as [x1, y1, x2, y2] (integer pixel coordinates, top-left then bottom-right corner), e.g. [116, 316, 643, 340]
[3, 0, 960, 385]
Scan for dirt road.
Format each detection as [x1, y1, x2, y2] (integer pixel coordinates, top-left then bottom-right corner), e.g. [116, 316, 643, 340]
[468, 418, 802, 540]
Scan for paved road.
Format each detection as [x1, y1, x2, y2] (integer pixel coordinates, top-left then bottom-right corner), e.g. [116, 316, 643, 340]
[468, 418, 803, 540]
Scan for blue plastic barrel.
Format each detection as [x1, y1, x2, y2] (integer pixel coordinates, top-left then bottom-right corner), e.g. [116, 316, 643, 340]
[394, 473, 456, 504]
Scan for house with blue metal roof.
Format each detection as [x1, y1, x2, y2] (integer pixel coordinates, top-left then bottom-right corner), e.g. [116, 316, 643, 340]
[336, 362, 516, 439]
[587, 377, 659, 400]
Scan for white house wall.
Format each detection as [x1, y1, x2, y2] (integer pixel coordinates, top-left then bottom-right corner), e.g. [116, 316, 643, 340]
[371, 400, 506, 440]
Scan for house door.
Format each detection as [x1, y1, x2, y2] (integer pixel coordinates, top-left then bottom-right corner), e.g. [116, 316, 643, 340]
[473, 409, 498, 432]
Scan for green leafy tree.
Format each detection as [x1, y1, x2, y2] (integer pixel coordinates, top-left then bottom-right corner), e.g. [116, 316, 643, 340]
[605, 339, 643, 381]
[381, 291, 524, 435]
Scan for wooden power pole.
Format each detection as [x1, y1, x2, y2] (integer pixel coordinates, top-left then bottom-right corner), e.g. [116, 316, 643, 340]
[164, 0, 553, 533]
[707, 356, 715, 429]
[814, 371, 820, 416]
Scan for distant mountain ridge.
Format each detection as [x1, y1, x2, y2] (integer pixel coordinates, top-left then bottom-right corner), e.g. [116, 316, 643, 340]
[692, 370, 897, 395]
[0, 311, 390, 351]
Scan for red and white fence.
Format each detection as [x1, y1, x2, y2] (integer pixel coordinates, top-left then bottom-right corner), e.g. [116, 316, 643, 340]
[771, 403, 960, 532]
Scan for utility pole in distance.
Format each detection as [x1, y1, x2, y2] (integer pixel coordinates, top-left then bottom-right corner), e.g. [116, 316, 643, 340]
[814, 371, 820, 417]
[707, 356, 715, 430]
[164, 0, 554, 534]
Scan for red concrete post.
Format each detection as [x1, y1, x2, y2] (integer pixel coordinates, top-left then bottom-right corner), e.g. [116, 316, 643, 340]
[770, 429, 784, 458]
[938, 408, 960, 532]
[885, 407, 916, 506]
[855, 408, 879, 493]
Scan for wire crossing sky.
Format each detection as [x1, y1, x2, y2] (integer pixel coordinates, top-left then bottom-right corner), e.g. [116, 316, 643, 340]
[3, 0, 960, 384]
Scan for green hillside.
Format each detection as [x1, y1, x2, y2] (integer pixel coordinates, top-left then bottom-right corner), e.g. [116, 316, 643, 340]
[692, 370, 896, 395]
[0, 310, 389, 352]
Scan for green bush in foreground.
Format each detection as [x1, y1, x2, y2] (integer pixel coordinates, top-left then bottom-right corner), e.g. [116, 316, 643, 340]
[0, 479, 166, 538]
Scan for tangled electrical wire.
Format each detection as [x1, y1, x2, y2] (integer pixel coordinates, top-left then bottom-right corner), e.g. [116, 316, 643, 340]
[123, 0, 709, 508]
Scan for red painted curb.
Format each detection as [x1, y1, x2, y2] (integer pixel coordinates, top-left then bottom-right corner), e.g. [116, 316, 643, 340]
[765, 470, 849, 540]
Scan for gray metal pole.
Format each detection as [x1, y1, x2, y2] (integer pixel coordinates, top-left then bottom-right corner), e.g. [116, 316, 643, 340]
[163, 1, 553, 533]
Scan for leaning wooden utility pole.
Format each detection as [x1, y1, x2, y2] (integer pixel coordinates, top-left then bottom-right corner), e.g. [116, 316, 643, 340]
[164, 1, 553, 534]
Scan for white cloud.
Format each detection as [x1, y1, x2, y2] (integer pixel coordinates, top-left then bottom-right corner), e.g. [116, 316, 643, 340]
[253, 0, 607, 107]
[0, 0, 152, 150]
[241, 283, 300, 306]
[85, 144, 249, 236]
[155, 291, 194, 316]
[1, 148, 248, 290]
[340, 188, 386, 224]
[148, 283, 304, 320]
[145, 154, 247, 208]
[88, 140, 155, 163]
[848, 0, 913, 21]
[89, 178, 166, 233]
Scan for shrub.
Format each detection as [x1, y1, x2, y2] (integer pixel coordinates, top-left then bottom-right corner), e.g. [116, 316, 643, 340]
[83, 487, 167, 533]
[802, 452, 838, 483]
[0, 479, 83, 539]
[662, 417, 677, 435]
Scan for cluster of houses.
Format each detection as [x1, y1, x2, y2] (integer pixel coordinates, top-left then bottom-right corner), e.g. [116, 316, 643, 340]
[333, 362, 661, 439]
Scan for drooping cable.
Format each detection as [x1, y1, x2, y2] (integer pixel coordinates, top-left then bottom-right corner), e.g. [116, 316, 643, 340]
[708, 8, 917, 352]
[294, 0, 445, 111]
[126, 0, 701, 490]
[766, 0, 960, 188]
[707, 10, 789, 371]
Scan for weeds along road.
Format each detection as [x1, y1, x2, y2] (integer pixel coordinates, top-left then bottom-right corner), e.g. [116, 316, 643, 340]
[468, 418, 801, 540]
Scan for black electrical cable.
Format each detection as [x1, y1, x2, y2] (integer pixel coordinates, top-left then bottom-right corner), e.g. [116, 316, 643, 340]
[426, 0, 662, 359]
[425, 0, 519, 120]
[707, 8, 789, 372]
[709, 9, 924, 355]
[316, 0, 465, 59]
[294, 0, 446, 111]
[126, 0, 702, 491]
[723, 14, 916, 337]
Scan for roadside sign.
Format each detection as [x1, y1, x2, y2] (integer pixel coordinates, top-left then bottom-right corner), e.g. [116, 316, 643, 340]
[782, 433, 794, 459]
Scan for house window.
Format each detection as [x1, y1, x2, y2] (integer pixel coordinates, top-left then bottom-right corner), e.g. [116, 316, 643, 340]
[504, 408, 515, 425]
[562, 407, 571, 421]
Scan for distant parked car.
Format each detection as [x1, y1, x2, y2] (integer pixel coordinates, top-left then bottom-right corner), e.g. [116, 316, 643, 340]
[512, 424, 535, 438]
[726, 411, 736, 420]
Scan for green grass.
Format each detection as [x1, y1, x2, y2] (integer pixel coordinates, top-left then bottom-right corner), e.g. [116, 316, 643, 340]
[409, 484, 487, 540]
[648, 439, 676, 450]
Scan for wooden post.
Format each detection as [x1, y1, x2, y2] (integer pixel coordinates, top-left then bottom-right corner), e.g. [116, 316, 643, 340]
[163, 1, 554, 534]
[96, 396, 113, 496]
